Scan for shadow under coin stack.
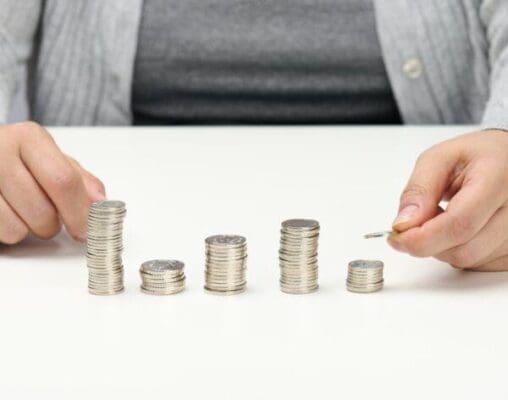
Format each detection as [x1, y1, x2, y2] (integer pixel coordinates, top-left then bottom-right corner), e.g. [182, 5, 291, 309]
[346, 260, 384, 293]
[140, 259, 186, 295]
[86, 200, 127, 295]
[279, 219, 320, 294]
[204, 235, 247, 295]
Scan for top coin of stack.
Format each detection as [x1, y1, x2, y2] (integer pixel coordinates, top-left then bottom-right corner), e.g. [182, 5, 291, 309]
[279, 219, 320, 294]
[346, 259, 384, 293]
[86, 200, 127, 296]
[139, 259, 186, 295]
[204, 235, 247, 295]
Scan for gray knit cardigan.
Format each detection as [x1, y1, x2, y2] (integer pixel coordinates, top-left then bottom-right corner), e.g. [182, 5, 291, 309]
[0, 0, 507, 128]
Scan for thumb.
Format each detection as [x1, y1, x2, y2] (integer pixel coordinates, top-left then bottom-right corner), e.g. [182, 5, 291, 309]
[393, 144, 461, 232]
[66, 156, 106, 203]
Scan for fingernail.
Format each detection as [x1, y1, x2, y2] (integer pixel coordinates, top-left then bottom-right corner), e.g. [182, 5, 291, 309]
[393, 204, 419, 227]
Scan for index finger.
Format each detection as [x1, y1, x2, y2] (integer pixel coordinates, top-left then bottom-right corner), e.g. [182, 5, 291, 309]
[18, 124, 90, 241]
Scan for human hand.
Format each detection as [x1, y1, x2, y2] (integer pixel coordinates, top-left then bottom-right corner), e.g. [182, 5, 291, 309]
[0, 122, 105, 244]
[388, 129, 508, 271]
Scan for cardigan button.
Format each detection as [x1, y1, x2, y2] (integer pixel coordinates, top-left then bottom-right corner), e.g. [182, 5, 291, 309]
[403, 58, 423, 79]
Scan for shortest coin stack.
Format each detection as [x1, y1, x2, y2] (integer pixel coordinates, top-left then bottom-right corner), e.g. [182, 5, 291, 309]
[205, 235, 247, 295]
[346, 260, 384, 293]
[139, 259, 186, 295]
[279, 219, 320, 294]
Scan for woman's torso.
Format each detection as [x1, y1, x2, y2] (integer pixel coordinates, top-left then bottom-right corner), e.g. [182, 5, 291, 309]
[27, 0, 490, 126]
[132, 0, 402, 125]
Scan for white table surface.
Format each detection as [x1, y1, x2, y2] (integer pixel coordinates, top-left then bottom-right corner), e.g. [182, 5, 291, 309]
[1, 126, 506, 399]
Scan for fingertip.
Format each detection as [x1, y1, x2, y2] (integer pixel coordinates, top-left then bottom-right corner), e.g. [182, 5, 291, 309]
[66, 225, 87, 243]
[94, 178, 106, 197]
[74, 234, 87, 243]
[91, 189, 106, 202]
[387, 232, 407, 253]
[64, 199, 89, 244]
[69, 156, 106, 200]
[392, 204, 421, 233]
[84, 177, 107, 202]
[392, 220, 412, 233]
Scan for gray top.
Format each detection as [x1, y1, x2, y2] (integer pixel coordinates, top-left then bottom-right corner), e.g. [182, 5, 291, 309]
[132, 0, 401, 125]
[1, 0, 508, 129]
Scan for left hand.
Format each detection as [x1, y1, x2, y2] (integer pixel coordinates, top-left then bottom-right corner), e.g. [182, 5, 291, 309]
[388, 129, 508, 271]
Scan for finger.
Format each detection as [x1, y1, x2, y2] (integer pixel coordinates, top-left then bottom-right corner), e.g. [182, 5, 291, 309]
[389, 165, 505, 257]
[387, 206, 444, 253]
[434, 206, 508, 269]
[468, 254, 508, 272]
[66, 156, 106, 202]
[0, 156, 61, 239]
[468, 228, 508, 271]
[18, 125, 90, 241]
[0, 194, 29, 244]
[393, 142, 462, 232]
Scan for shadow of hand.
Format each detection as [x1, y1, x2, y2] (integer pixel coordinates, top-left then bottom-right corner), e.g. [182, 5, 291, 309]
[0, 233, 84, 260]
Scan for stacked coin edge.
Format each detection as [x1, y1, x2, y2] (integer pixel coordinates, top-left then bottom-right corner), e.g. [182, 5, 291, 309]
[86, 200, 127, 296]
[279, 219, 320, 294]
[346, 259, 384, 293]
[139, 259, 186, 295]
[204, 235, 248, 295]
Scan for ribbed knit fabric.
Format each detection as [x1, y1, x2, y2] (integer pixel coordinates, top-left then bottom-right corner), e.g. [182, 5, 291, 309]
[0, 0, 40, 123]
[481, 0, 508, 130]
[27, 0, 143, 125]
[375, 0, 490, 125]
[132, 0, 402, 125]
[0, 0, 507, 128]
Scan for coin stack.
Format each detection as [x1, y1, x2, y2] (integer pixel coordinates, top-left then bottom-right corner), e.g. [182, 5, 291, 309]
[346, 260, 384, 293]
[279, 219, 320, 294]
[204, 235, 247, 295]
[139, 259, 186, 295]
[86, 200, 127, 295]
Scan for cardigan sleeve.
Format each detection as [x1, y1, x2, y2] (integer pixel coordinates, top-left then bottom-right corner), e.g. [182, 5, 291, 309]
[481, 0, 508, 130]
[0, 0, 41, 124]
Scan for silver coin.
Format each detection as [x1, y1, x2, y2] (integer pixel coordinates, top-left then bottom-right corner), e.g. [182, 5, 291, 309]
[281, 219, 320, 230]
[346, 259, 384, 293]
[204, 234, 248, 295]
[278, 218, 320, 294]
[139, 258, 186, 296]
[280, 284, 319, 295]
[204, 286, 246, 296]
[86, 200, 127, 296]
[349, 260, 384, 270]
[90, 200, 126, 211]
[346, 282, 384, 293]
[88, 287, 125, 296]
[141, 259, 184, 273]
[141, 274, 185, 282]
[141, 286, 185, 296]
[205, 235, 246, 247]
[363, 230, 393, 239]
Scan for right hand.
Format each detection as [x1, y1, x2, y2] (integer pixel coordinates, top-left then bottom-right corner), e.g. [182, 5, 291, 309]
[0, 122, 106, 244]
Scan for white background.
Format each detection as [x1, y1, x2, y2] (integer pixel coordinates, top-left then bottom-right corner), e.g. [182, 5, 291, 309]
[0, 126, 506, 399]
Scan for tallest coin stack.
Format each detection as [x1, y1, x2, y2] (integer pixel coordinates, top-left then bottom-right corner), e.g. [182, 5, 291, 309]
[86, 200, 127, 295]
